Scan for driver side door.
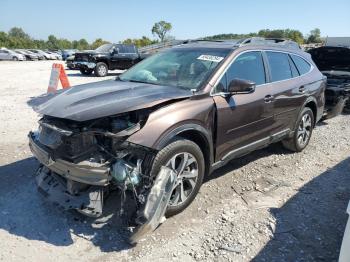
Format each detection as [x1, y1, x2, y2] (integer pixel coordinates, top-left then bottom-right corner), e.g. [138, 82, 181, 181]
[213, 51, 275, 162]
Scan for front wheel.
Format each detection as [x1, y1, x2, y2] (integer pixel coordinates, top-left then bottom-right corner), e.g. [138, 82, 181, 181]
[282, 107, 314, 152]
[150, 139, 205, 217]
[12, 56, 18, 61]
[94, 62, 108, 77]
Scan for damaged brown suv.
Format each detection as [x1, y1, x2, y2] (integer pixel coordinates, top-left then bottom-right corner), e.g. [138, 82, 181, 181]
[29, 38, 329, 242]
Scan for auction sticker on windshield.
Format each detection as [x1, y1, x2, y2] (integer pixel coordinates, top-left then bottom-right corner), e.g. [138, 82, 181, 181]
[197, 55, 224, 63]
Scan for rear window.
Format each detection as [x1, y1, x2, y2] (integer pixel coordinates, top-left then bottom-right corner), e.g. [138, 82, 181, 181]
[118, 45, 136, 54]
[291, 54, 311, 75]
[266, 52, 292, 81]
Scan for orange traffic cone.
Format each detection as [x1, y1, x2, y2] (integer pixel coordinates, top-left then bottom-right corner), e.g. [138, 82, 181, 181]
[47, 63, 71, 93]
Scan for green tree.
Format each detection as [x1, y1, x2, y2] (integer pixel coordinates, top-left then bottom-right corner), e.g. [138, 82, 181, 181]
[8, 27, 30, 39]
[0, 31, 9, 47]
[58, 38, 73, 49]
[307, 28, 321, 43]
[122, 36, 157, 47]
[46, 35, 59, 49]
[151, 21, 172, 42]
[91, 38, 110, 49]
[75, 38, 89, 50]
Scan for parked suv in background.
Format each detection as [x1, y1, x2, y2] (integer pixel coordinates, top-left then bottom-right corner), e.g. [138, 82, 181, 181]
[29, 38, 331, 241]
[308, 46, 350, 115]
[73, 43, 142, 77]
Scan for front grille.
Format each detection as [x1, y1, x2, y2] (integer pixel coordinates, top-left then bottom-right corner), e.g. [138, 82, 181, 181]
[63, 133, 97, 159]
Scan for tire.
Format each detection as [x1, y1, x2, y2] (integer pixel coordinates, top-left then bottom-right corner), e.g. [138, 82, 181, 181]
[282, 107, 314, 152]
[150, 139, 205, 217]
[94, 62, 108, 77]
[80, 68, 93, 75]
[12, 57, 18, 61]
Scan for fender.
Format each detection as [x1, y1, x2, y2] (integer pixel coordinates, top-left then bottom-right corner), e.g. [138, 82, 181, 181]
[155, 123, 211, 148]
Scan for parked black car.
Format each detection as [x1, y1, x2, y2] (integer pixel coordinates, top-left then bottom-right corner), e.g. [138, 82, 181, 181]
[308, 46, 350, 116]
[73, 43, 142, 77]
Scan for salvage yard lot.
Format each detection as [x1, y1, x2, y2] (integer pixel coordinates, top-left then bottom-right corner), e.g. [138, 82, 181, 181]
[0, 61, 349, 262]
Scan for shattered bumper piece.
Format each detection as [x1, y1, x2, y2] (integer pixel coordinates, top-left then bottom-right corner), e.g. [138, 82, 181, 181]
[130, 166, 176, 244]
[29, 132, 110, 186]
[35, 166, 104, 217]
[323, 96, 349, 120]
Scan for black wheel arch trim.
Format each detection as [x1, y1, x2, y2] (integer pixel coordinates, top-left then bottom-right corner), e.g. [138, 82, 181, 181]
[297, 96, 318, 126]
[155, 123, 214, 168]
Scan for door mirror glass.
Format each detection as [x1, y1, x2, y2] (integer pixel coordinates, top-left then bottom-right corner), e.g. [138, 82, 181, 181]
[228, 78, 256, 94]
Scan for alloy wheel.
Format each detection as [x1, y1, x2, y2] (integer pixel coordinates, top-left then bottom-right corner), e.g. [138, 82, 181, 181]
[98, 65, 107, 76]
[166, 152, 199, 207]
[297, 114, 312, 147]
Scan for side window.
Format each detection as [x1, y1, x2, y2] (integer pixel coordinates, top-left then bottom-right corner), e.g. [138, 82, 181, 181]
[124, 45, 136, 53]
[291, 54, 311, 75]
[226, 51, 266, 85]
[266, 52, 292, 81]
[116, 45, 124, 53]
[288, 55, 299, 78]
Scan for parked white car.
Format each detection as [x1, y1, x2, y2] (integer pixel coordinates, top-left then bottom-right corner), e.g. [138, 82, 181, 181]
[45, 51, 62, 60]
[28, 49, 52, 60]
[339, 201, 350, 262]
[0, 48, 25, 61]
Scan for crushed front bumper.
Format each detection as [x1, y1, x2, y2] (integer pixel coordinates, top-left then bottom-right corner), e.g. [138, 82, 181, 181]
[73, 61, 96, 70]
[28, 132, 110, 186]
[35, 166, 104, 217]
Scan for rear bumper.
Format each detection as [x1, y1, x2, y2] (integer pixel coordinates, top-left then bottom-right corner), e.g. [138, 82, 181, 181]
[28, 132, 110, 186]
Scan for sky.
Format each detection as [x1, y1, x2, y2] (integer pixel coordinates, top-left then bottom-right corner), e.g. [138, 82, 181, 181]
[0, 0, 349, 43]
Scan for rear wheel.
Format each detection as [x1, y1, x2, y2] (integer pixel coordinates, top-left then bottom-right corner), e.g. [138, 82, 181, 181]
[150, 139, 205, 217]
[80, 68, 93, 75]
[94, 62, 108, 77]
[282, 107, 314, 152]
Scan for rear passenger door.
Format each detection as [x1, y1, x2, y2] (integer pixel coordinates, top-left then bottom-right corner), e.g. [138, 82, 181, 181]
[264, 51, 308, 134]
[213, 51, 275, 161]
[112, 45, 138, 69]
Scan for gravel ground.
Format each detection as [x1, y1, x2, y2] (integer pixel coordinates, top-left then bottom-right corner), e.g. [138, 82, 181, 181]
[0, 61, 349, 262]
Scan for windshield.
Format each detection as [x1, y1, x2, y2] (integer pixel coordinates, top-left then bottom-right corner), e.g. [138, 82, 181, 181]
[119, 48, 229, 90]
[95, 44, 113, 52]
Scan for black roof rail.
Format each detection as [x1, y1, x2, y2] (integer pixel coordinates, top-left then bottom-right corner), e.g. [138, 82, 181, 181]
[234, 37, 301, 50]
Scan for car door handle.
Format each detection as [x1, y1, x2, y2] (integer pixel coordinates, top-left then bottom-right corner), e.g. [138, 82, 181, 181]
[299, 86, 306, 93]
[264, 95, 274, 103]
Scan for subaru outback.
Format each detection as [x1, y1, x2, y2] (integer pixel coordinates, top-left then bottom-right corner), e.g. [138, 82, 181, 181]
[28, 38, 331, 242]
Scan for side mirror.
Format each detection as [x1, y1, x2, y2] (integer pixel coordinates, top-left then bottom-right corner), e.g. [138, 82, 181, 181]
[228, 78, 256, 94]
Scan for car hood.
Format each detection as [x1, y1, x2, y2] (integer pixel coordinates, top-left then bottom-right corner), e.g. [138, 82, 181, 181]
[309, 46, 350, 73]
[28, 80, 192, 122]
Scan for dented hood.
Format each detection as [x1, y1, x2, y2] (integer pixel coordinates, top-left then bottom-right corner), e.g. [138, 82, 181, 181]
[29, 80, 192, 121]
